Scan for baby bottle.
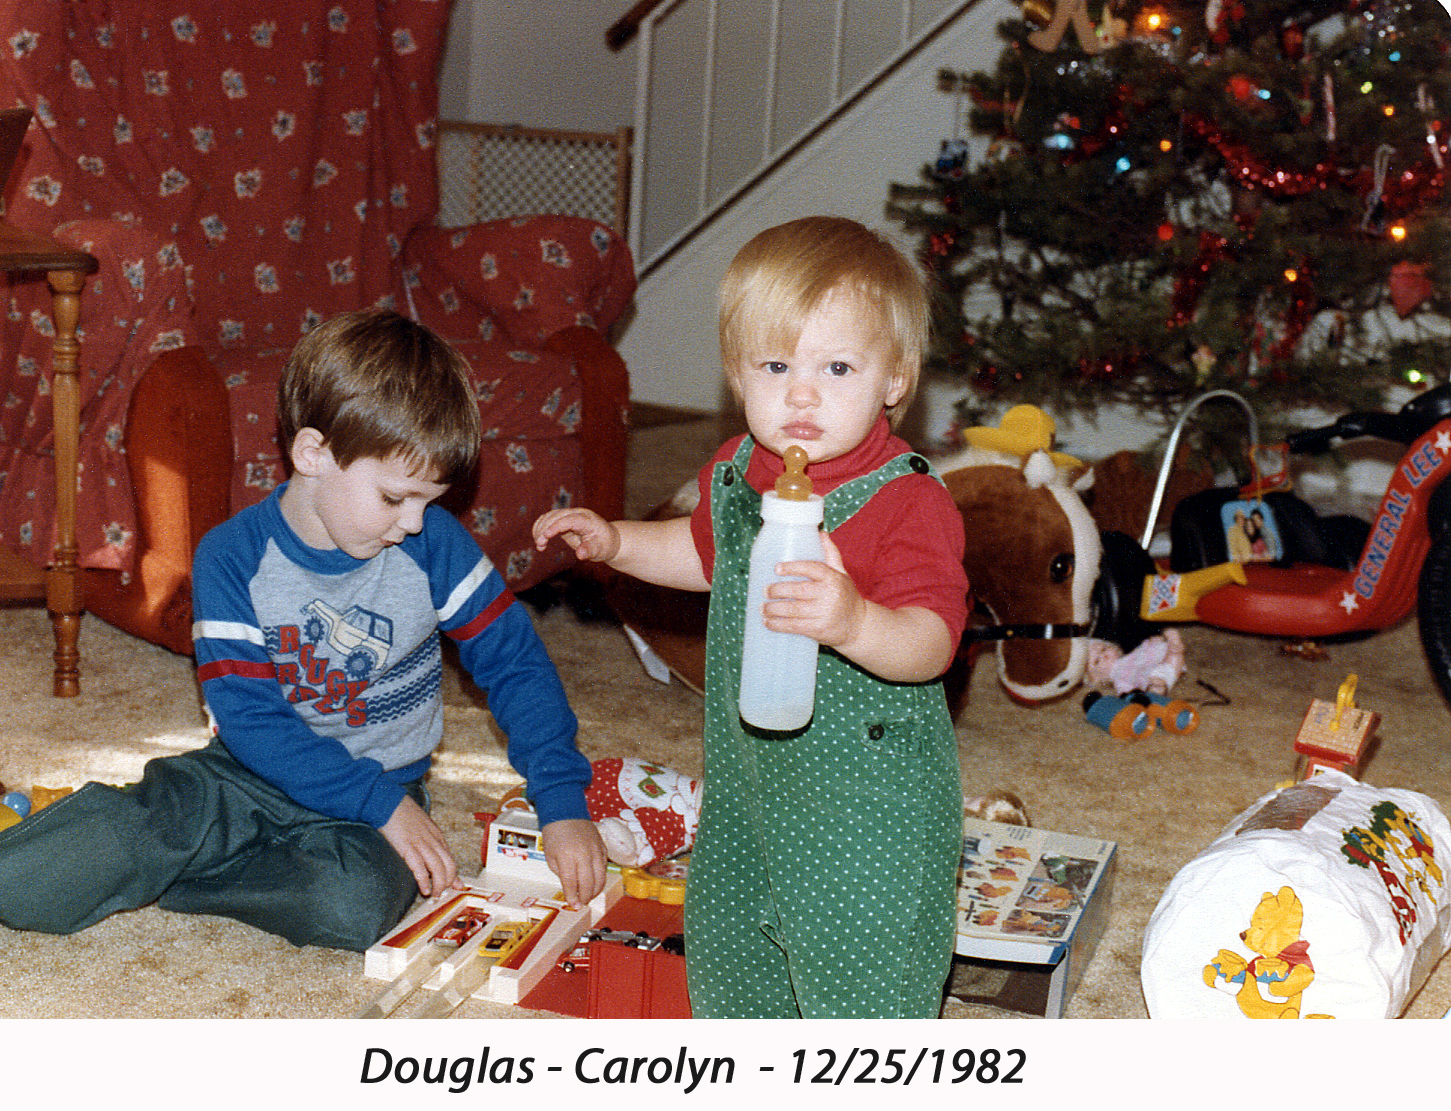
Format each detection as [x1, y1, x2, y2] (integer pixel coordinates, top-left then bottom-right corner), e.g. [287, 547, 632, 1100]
[739, 446, 825, 732]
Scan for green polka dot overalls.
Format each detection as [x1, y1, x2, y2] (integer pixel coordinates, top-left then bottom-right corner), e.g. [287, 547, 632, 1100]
[684, 436, 962, 1019]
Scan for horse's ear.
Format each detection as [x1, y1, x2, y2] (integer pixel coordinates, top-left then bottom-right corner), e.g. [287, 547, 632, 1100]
[1023, 450, 1057, 489]
[1069, 462, 1094, 492]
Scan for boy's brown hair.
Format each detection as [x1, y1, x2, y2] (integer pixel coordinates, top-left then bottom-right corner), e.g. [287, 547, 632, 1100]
[718, 216, 929, 426]
[278, 309, 480, 485]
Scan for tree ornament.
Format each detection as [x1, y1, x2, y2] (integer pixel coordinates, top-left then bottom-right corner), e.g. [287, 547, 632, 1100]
[1361, 143, 1395, 233]
[927, 230, 960, 262]
[1192, 344, 1217, 384]
[1228, 74, 1260, 102]
[1418, 83, 1444, 170]
[1389, 260, 1437, 316]
[932, 138, 971, 181]
[1022, 0, 1106, 53]
[1282, 23, 1306, 58]
[986, 136, 1025, 161]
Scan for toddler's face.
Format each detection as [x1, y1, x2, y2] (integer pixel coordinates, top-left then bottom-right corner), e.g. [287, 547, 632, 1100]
[300, 449, 449, 559]
[732, 286, 907, 466]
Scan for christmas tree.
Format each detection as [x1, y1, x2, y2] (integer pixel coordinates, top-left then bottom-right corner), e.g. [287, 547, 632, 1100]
[889, 0, 1451, 442]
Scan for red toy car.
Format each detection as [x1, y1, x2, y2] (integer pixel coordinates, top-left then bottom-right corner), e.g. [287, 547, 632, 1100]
[555, 928, 660, 973]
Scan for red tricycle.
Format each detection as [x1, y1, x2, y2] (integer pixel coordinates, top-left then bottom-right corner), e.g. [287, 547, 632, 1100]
[1092, 385, 1451, 706]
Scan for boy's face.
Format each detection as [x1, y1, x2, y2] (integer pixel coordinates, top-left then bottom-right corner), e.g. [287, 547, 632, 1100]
[287, 438, 449, 559]
[731, 286, 908, 466]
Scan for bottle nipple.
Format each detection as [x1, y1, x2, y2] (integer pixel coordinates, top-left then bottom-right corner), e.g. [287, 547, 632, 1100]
[774, 446, 812, 500]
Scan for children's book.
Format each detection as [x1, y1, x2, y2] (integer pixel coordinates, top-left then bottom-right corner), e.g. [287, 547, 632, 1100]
[956, 818, 1116, 964]
[953, 819, 1116, 1017]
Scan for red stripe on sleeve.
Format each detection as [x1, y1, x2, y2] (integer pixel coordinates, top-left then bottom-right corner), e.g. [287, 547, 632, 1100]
[445, 589, 515, 642]
[197, 659, 278, 683]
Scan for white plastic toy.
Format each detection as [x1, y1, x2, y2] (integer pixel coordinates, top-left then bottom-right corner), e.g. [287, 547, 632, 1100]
[1142, 770, 1451, 1019]
[356, 800, 622, 1018]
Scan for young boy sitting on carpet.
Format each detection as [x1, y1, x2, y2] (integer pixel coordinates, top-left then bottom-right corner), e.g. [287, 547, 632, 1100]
[534, 216, 969, 1018]
[0, 309, 605, 951]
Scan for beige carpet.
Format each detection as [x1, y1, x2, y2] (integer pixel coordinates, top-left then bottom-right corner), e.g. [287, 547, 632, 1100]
[2, 413, 1451, 1021]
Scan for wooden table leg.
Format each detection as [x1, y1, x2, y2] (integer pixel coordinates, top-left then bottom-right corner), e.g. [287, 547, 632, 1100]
[45, 267, 85, 697]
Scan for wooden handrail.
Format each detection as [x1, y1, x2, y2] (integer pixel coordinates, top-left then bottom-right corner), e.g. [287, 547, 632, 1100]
[606, 0, 668, 50]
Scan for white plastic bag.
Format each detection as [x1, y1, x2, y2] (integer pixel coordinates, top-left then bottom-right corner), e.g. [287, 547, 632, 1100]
[1141, 770, 1451, 1018]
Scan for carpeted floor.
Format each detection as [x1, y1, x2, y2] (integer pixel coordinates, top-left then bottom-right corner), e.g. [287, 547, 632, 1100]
[3, 411, 1451, 1021]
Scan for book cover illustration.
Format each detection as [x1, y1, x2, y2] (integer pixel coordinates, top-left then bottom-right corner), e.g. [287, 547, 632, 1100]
[957, 820, 1112, 947]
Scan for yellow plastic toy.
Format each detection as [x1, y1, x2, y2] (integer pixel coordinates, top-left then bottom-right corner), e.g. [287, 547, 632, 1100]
[961, 404, 1084, 472]
[620, 857, 689, 905]
[1140, 561, 1249, 622]
[1294, 675, 1380, 780]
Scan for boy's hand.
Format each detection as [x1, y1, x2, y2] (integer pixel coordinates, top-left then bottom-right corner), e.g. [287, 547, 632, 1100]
[380, 795, 460, 898]
[533, 508, 621, 563]
[766, 531, 865, 649]
[541, 818, 609, 909]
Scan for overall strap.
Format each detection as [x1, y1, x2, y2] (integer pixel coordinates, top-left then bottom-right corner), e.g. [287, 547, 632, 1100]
[715, 438, 940, 533]
[709, 436, 763, 523]
[823, 452, 940, 532]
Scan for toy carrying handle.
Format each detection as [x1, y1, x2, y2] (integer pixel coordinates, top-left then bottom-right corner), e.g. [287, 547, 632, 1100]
[1287, 412, 1407, 453]
[1332, 674, 1358, 728]
[498, 786, 533, 811]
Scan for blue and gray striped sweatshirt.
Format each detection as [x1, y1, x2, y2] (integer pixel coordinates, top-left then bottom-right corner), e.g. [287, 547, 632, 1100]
[190, 485, 591, 829]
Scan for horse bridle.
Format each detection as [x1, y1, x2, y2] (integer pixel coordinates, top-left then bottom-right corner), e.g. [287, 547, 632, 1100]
[962, 620, 1093, 643]
[961, 600, 1093, 644]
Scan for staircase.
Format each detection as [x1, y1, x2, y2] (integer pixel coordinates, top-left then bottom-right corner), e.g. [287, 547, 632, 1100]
[612, 0, 1014, 411]
[620, 0, 987, 277]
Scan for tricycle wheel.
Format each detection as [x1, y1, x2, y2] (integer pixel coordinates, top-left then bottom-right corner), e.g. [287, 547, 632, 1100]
[1092, 530, 1158, 651]
[1417, 528, 1451, 707]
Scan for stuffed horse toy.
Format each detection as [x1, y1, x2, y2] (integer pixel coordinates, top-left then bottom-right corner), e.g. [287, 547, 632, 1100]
[936, 406, 1102, 706]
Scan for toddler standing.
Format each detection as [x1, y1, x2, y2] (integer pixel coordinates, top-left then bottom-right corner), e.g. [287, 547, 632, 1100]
[535, 217, 967, 1018]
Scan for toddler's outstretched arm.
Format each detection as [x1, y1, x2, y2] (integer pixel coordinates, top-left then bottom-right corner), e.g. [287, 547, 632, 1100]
[533, 506, 622, 562]
[534, 509, 709, 592]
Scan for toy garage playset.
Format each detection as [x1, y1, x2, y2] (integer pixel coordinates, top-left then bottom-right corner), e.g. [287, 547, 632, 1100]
[358, 759, 694, 1020]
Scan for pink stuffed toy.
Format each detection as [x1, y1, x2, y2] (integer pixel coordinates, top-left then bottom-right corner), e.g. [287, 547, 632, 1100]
[584, 757, 702, 868]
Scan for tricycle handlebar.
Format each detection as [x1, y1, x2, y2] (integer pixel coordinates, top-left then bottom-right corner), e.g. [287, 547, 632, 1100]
[1286, 383, 1451, 454]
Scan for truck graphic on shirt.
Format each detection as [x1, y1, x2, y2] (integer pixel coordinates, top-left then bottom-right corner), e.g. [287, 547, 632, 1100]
[300, 600, 393, 680]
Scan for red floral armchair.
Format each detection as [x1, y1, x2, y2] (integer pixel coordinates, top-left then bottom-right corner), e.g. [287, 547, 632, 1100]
[0, 0, 635, 655]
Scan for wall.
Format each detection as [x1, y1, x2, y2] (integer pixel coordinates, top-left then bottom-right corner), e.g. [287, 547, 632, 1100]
[437, 0, 1016, 418]
[434, 0, 1224, 463]
[436, 0, 1418, 489]
[440, 0, 637, 130]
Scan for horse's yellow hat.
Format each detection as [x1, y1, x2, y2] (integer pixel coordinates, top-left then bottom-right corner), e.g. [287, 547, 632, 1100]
[963, 405, 1083, 471]
[964, 405, 1056, 455]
